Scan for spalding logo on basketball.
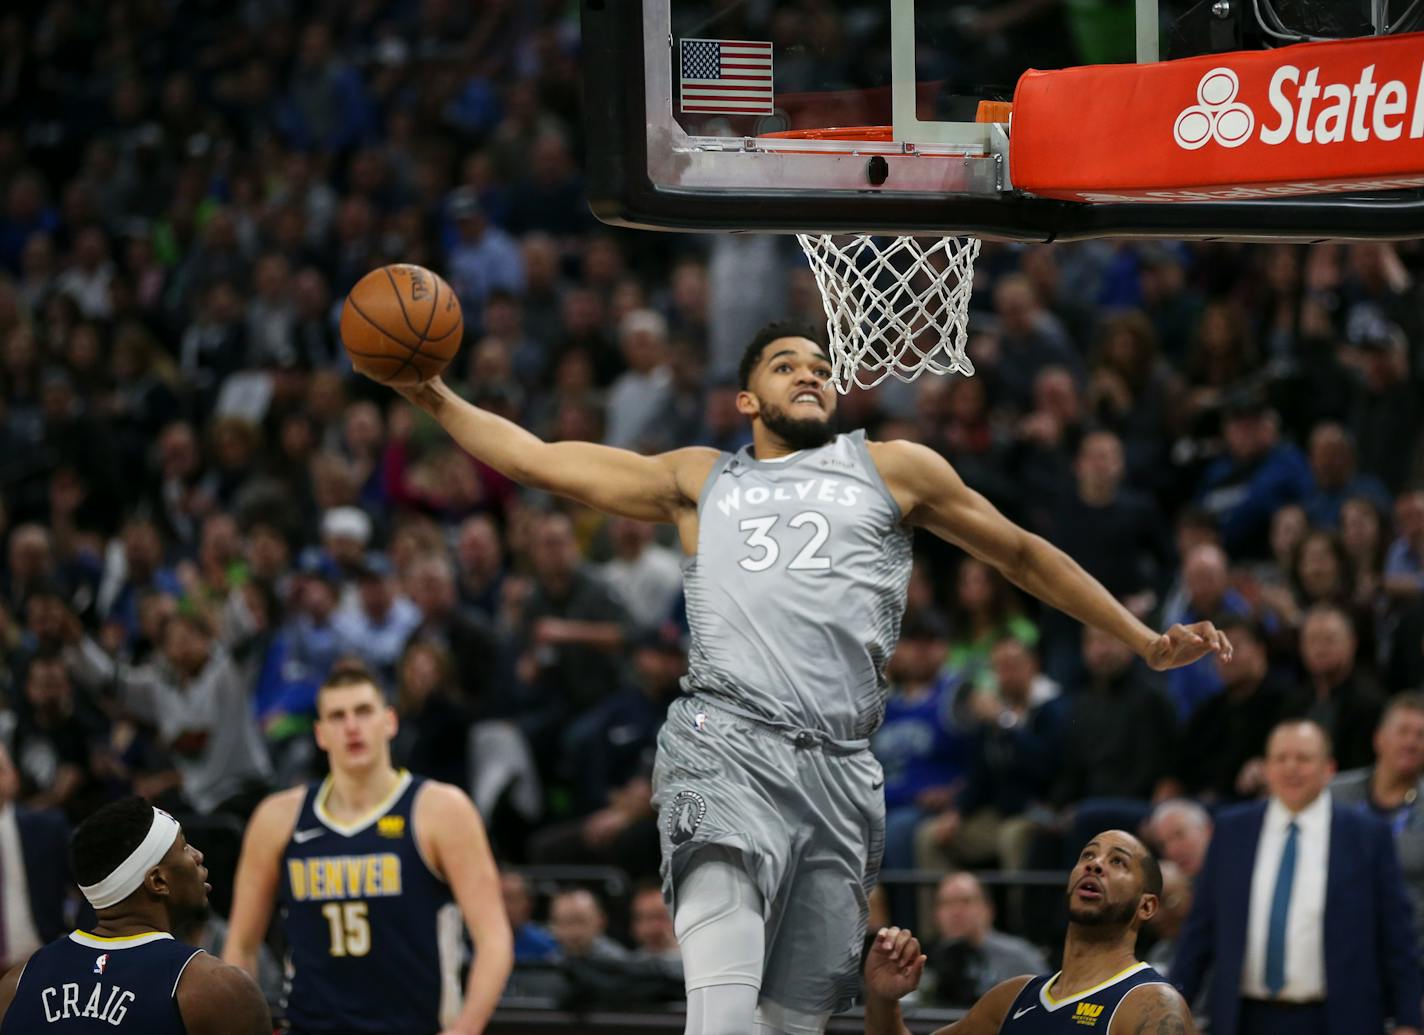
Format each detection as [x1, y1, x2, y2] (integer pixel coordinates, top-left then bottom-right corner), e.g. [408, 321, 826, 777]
[666, 790, 707, 846]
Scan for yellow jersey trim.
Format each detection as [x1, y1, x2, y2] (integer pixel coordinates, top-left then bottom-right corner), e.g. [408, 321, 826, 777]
[68, 930, 175, 949]
[1040, 962, 1151, 1011]
[314, 769, 413, 837]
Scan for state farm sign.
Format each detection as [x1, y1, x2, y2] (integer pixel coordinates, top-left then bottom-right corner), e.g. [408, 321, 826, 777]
[1258, 63, 1424, 145]
[1011, 32, 1424, 202]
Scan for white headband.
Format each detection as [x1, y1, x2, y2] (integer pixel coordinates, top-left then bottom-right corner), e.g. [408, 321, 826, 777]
[79, 808, 182, 909]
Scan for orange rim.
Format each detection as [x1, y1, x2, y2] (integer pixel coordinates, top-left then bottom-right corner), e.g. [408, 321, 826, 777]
[760, 125, 894, 142]
[758, 103, 1011, 145]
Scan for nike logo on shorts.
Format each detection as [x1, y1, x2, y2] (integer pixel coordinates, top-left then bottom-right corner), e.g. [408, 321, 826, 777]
[1013, 1005, 1037, 1019]
[292, 828, 325, 844]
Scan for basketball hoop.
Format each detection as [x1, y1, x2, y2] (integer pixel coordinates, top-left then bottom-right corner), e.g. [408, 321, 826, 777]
[796, 232, 980, 394]
[763, 126, 984, 394]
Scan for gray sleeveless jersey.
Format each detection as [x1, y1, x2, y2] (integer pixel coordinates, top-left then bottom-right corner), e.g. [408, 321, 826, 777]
[682, 430, 913, 739]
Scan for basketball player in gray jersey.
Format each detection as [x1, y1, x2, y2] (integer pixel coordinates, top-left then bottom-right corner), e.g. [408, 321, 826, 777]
[383, 321, 1230, 1035]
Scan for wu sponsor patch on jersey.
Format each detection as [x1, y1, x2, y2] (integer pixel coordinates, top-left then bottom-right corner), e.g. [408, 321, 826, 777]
[666, 790, 707, 846]
[1073, 1002, 1105, 1026]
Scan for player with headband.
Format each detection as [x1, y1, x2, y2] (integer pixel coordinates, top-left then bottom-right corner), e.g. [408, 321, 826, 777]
[0, 796, 269, 1034]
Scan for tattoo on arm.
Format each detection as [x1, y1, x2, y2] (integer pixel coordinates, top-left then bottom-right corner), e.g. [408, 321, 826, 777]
[1133, 1019, 1190, 1035]
[1132, 1010, 1189, 1035]
[1126, 989, 1193, 1035]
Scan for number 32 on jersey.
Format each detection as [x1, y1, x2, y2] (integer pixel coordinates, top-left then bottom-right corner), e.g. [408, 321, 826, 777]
[738, 512, 832, 572]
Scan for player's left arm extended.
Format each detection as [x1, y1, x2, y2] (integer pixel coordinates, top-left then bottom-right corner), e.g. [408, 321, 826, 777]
[422, 783, 514, 1035]
[871, 440, 1231, 670]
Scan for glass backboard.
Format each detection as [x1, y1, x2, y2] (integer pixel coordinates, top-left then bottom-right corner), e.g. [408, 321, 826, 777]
[581, 0, 1424, 240]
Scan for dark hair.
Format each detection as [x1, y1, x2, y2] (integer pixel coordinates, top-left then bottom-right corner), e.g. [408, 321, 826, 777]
[947, 558, 1023, 641]
[71, 796, 160, 889]
[1382, 691, 1424, 727]
[1092, 310, 1160, 392]
[1139, 850, 1164, 899]
[737, 320, 825, 391]
[1176, 507, 1219, 536]
[317, 660, 383, 711]
[25, 648, 66, 670]
[396, 639, 453, 715]
[1289, 529, 1352, 604]
[162, 610, 213, 639]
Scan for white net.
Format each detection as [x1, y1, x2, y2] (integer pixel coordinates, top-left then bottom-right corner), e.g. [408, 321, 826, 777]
[796, 233, 981, 394]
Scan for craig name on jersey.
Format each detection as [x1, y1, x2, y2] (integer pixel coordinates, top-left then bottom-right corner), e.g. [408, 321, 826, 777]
[35, 957, 136, 1027]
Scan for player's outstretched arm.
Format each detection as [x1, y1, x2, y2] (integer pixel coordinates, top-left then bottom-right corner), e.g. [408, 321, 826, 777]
[863, 926, 1028, 1035]
[1110, 982, 1197, 1035]
[394, 377, 716, 523]
[870, 440, 1232, 671]
[222, 788, 303, 978]
[417, 782, 513, 1035]
[176, 955, 273, 1035]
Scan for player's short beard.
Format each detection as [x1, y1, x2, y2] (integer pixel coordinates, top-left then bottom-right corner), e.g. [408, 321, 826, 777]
[1067, 896, 1139, 930]
[758, 401, 835, 451]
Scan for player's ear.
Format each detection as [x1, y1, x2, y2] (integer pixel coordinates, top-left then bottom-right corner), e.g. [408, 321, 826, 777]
[1137, 892, 1158, 924]
[735, 389, 760, 418]
[383, 704, 398, 740]
[145, 864, 169, 899]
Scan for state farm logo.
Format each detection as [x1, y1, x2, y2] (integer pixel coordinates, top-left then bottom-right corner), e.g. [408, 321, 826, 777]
[1172, 60, 1424, 151]
[1174, 67, 1254, 149]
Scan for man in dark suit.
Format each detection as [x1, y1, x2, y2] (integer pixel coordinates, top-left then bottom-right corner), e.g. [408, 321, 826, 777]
[1171, 719, 1423, 1035]
[0, 742, 76, 968]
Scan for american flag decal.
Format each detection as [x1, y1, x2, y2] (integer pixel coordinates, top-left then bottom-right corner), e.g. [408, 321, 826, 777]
[679, 39, 774, 116]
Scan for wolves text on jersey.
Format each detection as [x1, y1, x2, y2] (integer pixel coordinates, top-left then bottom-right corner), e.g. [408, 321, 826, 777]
[712, 480, 863, 517]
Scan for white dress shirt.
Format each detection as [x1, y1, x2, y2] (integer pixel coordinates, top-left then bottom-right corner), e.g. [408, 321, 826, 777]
[1241, 791, 1331, 1001]
[0, 804, 43, 968]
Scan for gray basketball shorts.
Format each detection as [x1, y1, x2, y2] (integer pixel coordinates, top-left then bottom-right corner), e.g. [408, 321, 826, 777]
[652, 694, 887, 1015]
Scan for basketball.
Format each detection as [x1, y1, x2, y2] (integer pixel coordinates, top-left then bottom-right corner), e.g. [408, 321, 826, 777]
[340, 264, 463, 386]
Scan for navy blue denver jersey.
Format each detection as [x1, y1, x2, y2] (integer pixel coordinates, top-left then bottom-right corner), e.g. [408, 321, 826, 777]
[1001, 962, 1170, 1033]
[280, 770, 456, 1035]
[0, 930, 202, 1033]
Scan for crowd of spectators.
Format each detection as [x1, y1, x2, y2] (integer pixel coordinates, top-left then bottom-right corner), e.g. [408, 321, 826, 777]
[2, 0, 1424, 1017]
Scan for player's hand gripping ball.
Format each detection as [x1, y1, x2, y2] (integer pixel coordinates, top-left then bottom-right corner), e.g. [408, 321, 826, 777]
[340, 264, 463, 386]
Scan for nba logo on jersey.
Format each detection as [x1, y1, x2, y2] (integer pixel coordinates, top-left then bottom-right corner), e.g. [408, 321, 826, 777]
[692, 712, 707, 732]
[1073, 1002, 1105, 1026]
[92, 954, 108, 975]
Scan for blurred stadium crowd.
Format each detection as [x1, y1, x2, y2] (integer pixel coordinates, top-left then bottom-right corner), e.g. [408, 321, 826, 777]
[2, 0, 1424, 1018]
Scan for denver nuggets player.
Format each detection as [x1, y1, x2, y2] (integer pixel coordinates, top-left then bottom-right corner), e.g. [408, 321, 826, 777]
[385, 322, 1229, 1035]
[223, 663, 512, 1035]
[0, 796, 269, 1034]
[863, 830, 1195, 1035]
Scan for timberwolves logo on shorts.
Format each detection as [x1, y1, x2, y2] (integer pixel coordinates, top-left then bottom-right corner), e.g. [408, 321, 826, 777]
[666, 790, 707, 846]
